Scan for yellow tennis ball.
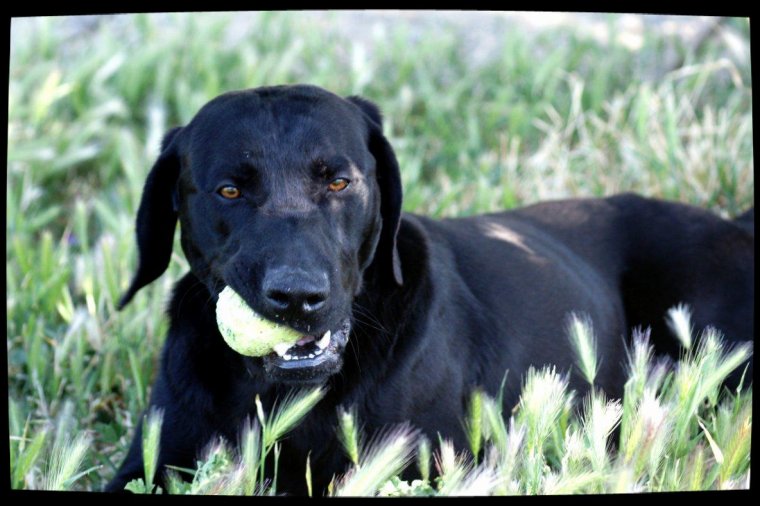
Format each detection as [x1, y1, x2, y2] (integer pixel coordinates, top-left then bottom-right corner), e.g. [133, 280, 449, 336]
[215, 286, 301, 356]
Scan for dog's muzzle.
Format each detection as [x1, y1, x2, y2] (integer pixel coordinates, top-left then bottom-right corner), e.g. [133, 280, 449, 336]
[259, 318, 351, 384]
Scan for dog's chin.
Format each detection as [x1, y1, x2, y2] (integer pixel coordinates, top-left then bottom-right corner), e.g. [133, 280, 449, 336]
[256, 319, 351, 385]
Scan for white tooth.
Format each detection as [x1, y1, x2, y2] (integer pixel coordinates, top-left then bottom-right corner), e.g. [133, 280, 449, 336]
[273, 343, 292, 357]
[317, 330, 331, 350]
[283, 354, 292, 360]
[314, 349, 322, 355]
[308, 353, 314, 359]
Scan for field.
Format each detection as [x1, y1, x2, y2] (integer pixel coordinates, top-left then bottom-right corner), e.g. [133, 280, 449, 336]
[7, 12, 753, 494]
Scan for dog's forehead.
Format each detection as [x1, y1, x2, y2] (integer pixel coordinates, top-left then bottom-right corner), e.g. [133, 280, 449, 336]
[186, 87, 367, 158]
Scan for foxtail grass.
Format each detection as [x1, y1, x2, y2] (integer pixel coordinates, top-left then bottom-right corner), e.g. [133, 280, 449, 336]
[337, 405, 362, 467]
[22, 304, 749, 496]
[238, 418, 262, 495]
[142, 408, 163, 493]
[581, 391, 622, 476]
[332, 423, 420, 496]
[416, 437, 432, 483]
[255, 387, 325, 492]
[666, 304, 694, 350]
[432, 439, 501, 496]
[464, 387, 484, 464]
[40, 432, 92, 491]
[567, 312, 599, 386]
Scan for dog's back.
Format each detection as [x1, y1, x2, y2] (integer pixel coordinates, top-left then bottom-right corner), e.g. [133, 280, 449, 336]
[734, 207, 754, 235]
[435, 192, 753, 385]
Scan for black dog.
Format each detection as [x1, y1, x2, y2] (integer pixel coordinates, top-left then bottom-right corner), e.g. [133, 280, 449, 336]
[107, 84, 753, 494]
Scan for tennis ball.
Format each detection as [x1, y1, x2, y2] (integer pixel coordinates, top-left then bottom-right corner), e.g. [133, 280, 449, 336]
[215, 286, 301, 356]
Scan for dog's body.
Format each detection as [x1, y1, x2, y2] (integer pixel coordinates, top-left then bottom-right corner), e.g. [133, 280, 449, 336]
[107, 85, 753, 495]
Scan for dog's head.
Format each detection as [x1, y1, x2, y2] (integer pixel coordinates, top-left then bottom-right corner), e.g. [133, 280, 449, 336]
[119, 85, 403, 384]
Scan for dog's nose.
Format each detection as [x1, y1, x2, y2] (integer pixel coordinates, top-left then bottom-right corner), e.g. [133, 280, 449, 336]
[262, 268, 329, 317]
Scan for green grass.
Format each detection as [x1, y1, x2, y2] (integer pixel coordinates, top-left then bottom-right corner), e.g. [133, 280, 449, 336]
[7, 12, 753, 494]
[58, 306, 751, 496]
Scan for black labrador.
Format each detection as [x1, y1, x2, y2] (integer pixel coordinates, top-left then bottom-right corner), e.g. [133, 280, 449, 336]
[107, 84, 753, 494]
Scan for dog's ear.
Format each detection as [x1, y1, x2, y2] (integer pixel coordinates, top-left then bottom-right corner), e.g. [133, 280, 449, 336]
[348, 96, 403, 286]
[118, 127, 183, 309]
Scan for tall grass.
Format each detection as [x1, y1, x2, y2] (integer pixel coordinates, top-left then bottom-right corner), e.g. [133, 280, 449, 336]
[91, 306, 751, 496]
[7, 12, 752, 493]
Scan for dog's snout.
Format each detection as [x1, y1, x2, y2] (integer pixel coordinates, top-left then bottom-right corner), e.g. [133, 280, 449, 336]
[262, 268, 329, 317]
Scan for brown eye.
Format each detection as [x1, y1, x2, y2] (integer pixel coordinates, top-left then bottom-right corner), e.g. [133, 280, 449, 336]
[328, 178, 350, 192]
[218, 185, 242, 199]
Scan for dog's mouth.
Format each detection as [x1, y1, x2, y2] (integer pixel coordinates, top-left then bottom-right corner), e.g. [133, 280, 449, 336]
[260, 319, 351, 384]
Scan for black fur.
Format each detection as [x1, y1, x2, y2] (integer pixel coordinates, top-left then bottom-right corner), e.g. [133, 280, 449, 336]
[107, 85, 754, 495]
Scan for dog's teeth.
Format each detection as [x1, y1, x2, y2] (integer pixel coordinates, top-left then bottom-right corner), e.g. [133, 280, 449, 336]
[273, 343, 293, 357]
[317, 330, 331, 350]
[283, 354, 292, 361]
[308, 353, 315, 359]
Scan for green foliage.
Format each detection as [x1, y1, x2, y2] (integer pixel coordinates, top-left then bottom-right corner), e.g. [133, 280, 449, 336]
[568, 313, 599, 386]
[255, 387, 326, 491]
[337, 405, 362, 467]
[7, 13, 752, 494]
[40, 433, 93, 490]
[332, 424, 420, 496]
[464, 388, 484, 464]
[139, 408, 164, 493]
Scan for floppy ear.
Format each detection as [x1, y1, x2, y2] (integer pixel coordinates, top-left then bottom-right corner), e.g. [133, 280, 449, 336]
[348, 96, 404, 286]
[118, 127, 183, 309]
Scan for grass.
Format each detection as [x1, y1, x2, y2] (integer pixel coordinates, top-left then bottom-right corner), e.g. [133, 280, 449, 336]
[6, 12, 753, 494]
[55, 305, 751, 496]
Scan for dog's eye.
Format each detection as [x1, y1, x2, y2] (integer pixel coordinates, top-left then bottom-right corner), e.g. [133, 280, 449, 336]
[218, 185, 242, 199]
[328, 178, 350, 192]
